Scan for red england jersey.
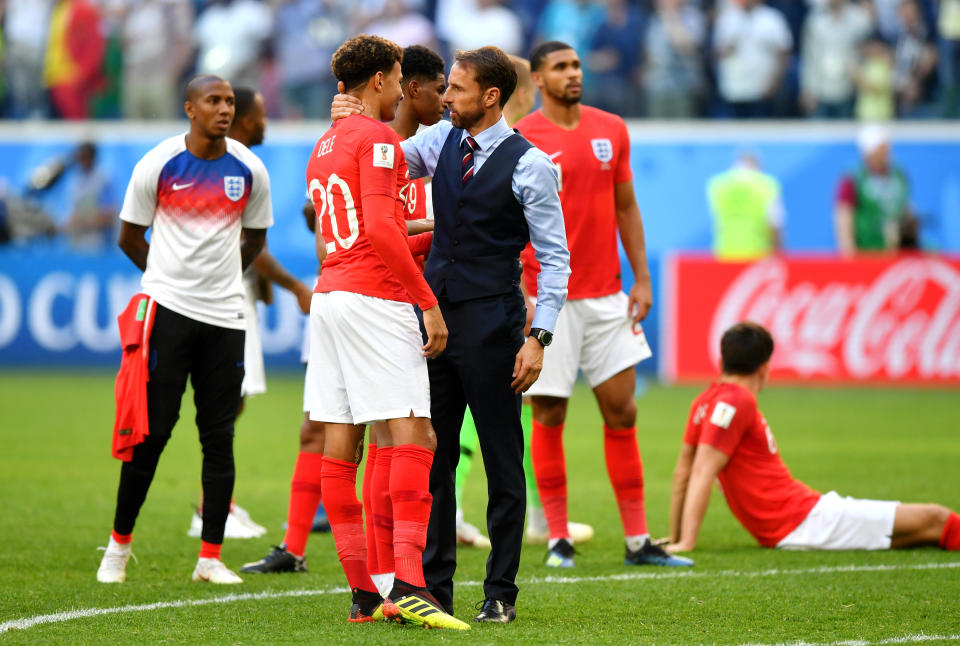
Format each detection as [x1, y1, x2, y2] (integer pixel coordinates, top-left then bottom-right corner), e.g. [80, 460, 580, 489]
[515, 106, 632, 300]
[684, 382, 820, 547]
[307, 114, 435, 309]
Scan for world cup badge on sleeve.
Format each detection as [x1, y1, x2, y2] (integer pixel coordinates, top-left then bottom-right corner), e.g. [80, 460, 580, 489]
[224, 176, 245, 202]
[591, 138, 613, 166]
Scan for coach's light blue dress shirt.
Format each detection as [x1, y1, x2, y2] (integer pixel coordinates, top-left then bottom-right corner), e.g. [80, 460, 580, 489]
[402, 116, 570, 334]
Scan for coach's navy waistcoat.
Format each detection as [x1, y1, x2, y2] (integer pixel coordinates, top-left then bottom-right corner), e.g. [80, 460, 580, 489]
[424, 126, 533, 303]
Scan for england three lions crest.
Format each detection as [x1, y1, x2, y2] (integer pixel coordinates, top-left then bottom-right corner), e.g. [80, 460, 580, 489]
[591, 138, 613, 166]
[224, 176, 245, 202]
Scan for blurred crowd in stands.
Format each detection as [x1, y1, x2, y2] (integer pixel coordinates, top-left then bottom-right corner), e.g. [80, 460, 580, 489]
[1, 0, 959, 121]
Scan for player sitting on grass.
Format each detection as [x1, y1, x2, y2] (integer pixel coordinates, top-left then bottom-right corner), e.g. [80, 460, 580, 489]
[303, 34, 467, 630]
[667, 322, 960, 554]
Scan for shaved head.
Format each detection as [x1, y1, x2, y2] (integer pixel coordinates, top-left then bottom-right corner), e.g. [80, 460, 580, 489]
[186, 74, 230, 103]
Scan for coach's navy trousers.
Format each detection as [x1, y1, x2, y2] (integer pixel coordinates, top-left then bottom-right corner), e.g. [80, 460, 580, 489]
[421, 290, 527, 613]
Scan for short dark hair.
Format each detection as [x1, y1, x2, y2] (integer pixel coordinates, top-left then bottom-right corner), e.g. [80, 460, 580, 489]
[720, 322, 774, 376]
[529, 41, 575, 72]
[454, 46, 516, 107]
[402, 45, 445, 85]
[233, 87, 257, 120]
[331, 35, 403, 92]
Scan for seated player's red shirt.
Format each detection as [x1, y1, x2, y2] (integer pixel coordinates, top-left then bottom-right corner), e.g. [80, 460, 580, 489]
[684, 382, 821, 547]
[515, 106, 632, 300]
[307, 114, 435, 309]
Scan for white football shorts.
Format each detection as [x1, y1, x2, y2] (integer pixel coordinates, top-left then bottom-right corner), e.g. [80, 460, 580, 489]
[240, 284, 266, 397]
[777, 491, 899, 551]
[301, 315, 313, 413]
[526, 292, 652, 398]
[306, 291, 430, 425]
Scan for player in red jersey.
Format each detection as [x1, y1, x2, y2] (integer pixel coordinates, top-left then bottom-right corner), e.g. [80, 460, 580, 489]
[303, 35, 467, 630]
[514, 41, 691, 568]
[668, 322, 960, 554]
[362, 43, 448, 597]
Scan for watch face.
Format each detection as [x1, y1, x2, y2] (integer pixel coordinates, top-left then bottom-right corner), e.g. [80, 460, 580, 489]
[541, 330, 553, 346]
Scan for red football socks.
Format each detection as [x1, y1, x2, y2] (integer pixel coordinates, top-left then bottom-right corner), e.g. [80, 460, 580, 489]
[531, 420, 569, 540]
[603, 425, 648, 536]
[390, 444, 434, 588]
[372, 446, 395, 575]
[110, 530, 132, 545]
[199, 541, 221, 560]
[282, 451, 324, 558]
[322, 456, 377, 593]
[362, 443, 379, 575]
[939, 512, 960, 551]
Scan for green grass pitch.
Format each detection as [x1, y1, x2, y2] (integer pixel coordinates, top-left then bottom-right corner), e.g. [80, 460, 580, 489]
[0, 371, 958, 644]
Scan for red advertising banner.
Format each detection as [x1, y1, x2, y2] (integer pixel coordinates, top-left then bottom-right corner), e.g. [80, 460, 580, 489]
[662, 254, 960, 385]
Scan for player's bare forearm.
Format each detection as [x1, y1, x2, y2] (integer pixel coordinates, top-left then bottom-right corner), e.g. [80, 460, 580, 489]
[669, 444, 696, 543]
[240, 228, 266, 270]
[253, 247, 299, 292]
[253, 247, 313, 314]
[118, 221, 149, 272]
[614, 181, 652, 322]
[671, 444, 728, 552]
[406, 218, 434, 235]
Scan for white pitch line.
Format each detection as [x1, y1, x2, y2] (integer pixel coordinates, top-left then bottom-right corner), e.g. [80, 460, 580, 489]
[2, 560, 959, 635]
[740, 632, 960, 646]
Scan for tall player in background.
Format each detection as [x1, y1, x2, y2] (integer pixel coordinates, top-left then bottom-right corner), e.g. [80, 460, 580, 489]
[188, 86, 314, 541]
[668, 322, 960, 555]
[96, 75, 273, 585]
[304, 35, 467, 629]
[516, 42, 692, 568]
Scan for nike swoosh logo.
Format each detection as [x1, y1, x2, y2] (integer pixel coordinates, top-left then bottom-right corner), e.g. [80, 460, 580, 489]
[548, 151, 563, 161]
[172, 182, 194, 191]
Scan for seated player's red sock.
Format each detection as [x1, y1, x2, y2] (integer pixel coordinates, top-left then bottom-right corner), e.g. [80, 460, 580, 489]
[603, 425, 648, 537]
[362, 443, 379, 576]
[531, 420, 569, 541]
[372, 446, 395, 576]
[199, 541, 221, 560]
[390, 444, 433, 588]
[110, 530, 132, 545]
[939, 512, 960, 551]
[321, 456, 377, 593]
[282, 451, 324, 558]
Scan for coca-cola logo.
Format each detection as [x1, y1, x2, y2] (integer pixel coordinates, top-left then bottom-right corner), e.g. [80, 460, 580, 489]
[708, 258, 960, 380]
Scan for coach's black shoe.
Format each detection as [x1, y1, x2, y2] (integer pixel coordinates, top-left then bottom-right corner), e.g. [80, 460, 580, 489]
[474, 598, 516, 623]
[624, 538, 693, 567]
[240, 545, 307, 573]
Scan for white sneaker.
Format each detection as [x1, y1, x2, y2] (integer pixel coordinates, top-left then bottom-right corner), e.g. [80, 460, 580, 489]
[97, 538, 134, 583]
[525, 506, 595, 545]
[192, 557, 243, 584]
[456, 508, 491, 548]
[187, 507, 267, 539]
[229, 504, 268, 537]
[456, 518, 492, 549]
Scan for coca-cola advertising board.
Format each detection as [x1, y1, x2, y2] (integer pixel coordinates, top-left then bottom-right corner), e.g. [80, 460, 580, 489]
[662, 254, 960, 385]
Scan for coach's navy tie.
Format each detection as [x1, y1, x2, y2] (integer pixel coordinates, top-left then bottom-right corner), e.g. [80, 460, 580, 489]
[461, 135, 478, 185]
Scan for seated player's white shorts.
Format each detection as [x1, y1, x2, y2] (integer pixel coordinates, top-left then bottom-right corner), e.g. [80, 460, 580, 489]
[526, 292, 652, 398]
[776, 491, 899, 551]
[240, 285, 266, 397]
[306, 291, 430, 425]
